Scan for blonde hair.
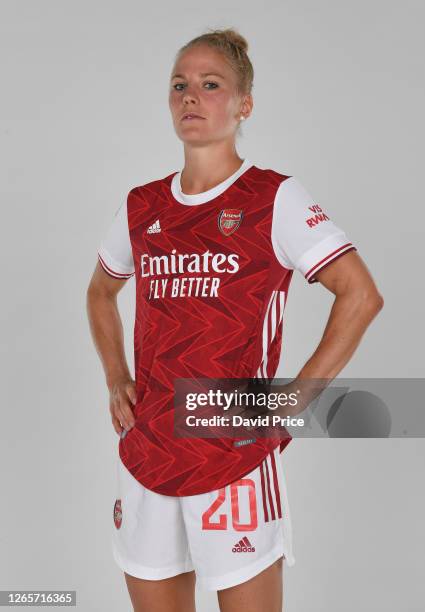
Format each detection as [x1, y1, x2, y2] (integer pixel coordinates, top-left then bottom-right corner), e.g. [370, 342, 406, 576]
[175, 27, 254, 98]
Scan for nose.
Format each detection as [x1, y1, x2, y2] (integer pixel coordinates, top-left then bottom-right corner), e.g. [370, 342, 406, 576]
[182, 84, 199, 105]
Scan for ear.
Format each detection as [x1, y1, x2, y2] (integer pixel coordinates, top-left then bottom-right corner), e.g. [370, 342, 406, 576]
[240, 93, 253, 119]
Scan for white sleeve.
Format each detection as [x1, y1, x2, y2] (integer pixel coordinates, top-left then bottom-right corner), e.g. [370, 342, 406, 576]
[97, 201, 135, 278]
[271, 176, 357, 283]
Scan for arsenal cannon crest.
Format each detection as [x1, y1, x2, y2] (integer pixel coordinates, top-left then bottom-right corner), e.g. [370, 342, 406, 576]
[218, 209, 243, 236]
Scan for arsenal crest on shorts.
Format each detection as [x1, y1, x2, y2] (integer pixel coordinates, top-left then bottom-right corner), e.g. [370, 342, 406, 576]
[113, 499, 122, 529]
[218, 209, 243, 236]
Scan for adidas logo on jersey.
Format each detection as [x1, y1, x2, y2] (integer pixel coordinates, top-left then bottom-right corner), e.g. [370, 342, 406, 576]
[147, 219, 161, 234]
[232, 537, 255, 553]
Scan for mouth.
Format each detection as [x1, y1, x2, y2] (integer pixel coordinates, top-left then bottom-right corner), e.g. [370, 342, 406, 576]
[181, 113, 205, 121]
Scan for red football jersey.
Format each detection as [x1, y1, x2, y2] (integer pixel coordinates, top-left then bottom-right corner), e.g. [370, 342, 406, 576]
[98, 159, 356, 495]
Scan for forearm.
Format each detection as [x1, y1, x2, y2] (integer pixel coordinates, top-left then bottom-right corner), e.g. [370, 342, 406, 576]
[276, 291, 383, 417]
[297, 291, 383, 381]
[86, 288, 133, 391]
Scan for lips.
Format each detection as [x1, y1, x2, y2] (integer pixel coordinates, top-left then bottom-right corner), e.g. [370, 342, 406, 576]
[181, 113, 204, 121]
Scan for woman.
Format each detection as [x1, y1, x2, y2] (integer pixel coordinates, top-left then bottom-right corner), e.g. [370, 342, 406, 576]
[87, 28, 383, 612]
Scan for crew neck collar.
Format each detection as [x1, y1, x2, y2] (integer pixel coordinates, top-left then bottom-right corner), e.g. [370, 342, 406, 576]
[171, 158, 253, 205]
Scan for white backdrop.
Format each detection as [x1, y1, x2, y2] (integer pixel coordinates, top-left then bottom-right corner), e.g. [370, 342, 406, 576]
[1, 1, 424, 610]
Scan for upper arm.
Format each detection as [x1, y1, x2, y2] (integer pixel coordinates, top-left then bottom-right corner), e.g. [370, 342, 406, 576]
[97, 200, 135, 278]
[271, 176, 358, 284]
[93, 202, 134, 287]
[89, 199, 135, 296]
[88, 260, 130, 298]
[314, 249, 384, 303]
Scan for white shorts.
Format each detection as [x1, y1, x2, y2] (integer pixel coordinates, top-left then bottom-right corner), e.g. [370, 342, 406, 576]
[111, 447, 295, 591]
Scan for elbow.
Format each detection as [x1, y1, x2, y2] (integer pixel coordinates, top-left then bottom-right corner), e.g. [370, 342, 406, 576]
[369, 290, 384, 311]
[375, 292, 384, 311]
[361, 290, 384, 316]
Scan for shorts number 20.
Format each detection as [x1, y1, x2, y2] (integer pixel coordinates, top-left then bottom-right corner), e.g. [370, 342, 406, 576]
[202, 478, 258, 531]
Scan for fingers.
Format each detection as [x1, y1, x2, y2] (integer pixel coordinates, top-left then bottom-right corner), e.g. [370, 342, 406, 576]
[111, 413, 124, 435]
[110, 381, 137, 435]
[126, 383, 137, 408]
[114, 399, 135, 431]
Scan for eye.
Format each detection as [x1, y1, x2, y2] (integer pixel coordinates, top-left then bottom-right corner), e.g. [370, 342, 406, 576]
[172, 81, 219, 91]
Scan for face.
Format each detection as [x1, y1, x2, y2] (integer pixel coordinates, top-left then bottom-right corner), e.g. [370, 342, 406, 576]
[169, 44, 252, 145]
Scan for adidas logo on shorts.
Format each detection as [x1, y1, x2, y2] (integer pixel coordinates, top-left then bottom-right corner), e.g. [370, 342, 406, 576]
[232, 536, 255, 553]
[147, 219, 161, 234]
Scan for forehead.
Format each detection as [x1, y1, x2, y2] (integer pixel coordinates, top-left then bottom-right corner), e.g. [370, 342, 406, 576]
[171, 45, 233, 80]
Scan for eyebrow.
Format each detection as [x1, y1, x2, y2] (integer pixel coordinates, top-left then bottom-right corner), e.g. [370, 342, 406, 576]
[171, 72, 225, 80]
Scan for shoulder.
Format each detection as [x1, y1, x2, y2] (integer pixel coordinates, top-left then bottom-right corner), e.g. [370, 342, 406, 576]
[249, 163, 293, 188]
[244, 164, 297, 202]
[127, 170, 178, 199]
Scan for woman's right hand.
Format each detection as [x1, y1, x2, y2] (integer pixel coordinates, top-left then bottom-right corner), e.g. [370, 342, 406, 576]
[109, 377, 137, 436]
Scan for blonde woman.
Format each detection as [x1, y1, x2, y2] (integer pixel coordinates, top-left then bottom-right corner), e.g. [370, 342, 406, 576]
[87, 28, 383, 612]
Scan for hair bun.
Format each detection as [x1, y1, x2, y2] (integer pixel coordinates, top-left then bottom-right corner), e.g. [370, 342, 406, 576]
[222, 29, 248, 53]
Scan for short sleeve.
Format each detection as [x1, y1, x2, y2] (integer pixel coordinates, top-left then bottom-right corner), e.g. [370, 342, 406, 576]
[271, 176, 357, 283]
[97, 201, 135, 279]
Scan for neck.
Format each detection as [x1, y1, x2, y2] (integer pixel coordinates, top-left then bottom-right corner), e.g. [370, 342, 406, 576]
[180, 143, 244, 194]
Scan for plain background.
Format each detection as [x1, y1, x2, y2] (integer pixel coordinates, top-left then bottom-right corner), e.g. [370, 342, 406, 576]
[1, 1, 424, 610]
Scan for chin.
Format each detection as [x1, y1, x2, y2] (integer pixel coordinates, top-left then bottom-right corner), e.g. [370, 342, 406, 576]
[177, 132, 212, 145]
